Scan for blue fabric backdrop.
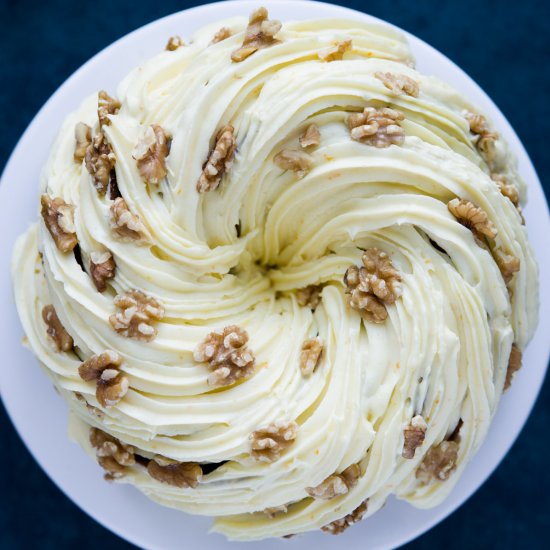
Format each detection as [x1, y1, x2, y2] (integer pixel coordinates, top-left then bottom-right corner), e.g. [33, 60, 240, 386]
[1, 0, 548, 548]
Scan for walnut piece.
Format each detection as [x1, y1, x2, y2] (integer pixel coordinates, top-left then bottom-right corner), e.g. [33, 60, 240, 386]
[374, 71, 419, 97]
[493, 248, 520, 284]
[109, 197, 149, 244]
[193, 325, 256, 387]
[197, 125, 237, 193]
[465, 111, 498, 163]
[491, 173, 519, 207]
[147, 456, 202, 488]
[296, 284, 322, 309]
[74, 122, 92, 162]
[264, 504, 288, 518]
[402, 415, 427, 459]
[98, 90, 121, 127]
[321, 499, 369, 535]
[344, 248, 402, 323]
[90, 250, 116, 292]
[318, 39, 352, 62]
[133, 124, 171, 185]
[40, 194, 78, 253]
[85, 132, 116, 196]
[165, 35, 185, 51]
[504, 343, 522, 391]
[42, 305, 73, 351]
[231, 7, 281, 62]
[273, 149, 314, 179]
[348, 107, 405, 148]
[79, 350, 122, 381]
[299, 124, 321, 148]
[447, 198, 497, 239]
[109, 289, 165, 341]
[306, 463, 360, 500]
[90, 427, 135, 479]
[211, 27, 232, 44]
[250, 420, 298, 463]
[416, 440, 459, 483]
[300, 337, 323, 376]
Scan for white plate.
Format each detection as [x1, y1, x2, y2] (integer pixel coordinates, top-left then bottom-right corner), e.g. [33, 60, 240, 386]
[1, 1, 548, 549]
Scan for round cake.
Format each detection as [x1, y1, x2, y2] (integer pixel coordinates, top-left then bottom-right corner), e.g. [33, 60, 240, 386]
[12, 7, 538, 540]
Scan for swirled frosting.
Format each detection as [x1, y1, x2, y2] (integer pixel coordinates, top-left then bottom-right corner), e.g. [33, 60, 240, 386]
[12, 8, 538, 540]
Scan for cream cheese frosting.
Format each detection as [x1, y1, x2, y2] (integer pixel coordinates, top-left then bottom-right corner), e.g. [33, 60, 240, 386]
[12, 8, 538, 540]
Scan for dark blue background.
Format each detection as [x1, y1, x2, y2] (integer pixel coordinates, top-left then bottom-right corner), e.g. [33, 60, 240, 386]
[1, 0, 548, 548]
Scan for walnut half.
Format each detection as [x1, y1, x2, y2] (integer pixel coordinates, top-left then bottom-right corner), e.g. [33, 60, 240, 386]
[493, 248, 520, 284]
[90, 427, 135, 479]
[197, 125, 237, 193]
[348, 107, 405, 148]
[85, 132, 116, 196]
[42, 305, 73, 352]
[402, 415, 427, 459]
[40, 194, 78, 253]
[447, 198, 497, 239]
[306, 463, 360, 500]
[250, 420, 298, 463]
[296, 284, 322, 309]
[147, 456, 202, 488]
[90, 251, 116, 292]
[133, 124, 171, 185]
[321, 499, 369, 535]
[193, 325, 256, 387]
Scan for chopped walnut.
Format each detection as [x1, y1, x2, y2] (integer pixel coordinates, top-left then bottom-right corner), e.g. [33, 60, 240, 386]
[90, 427, 135, 479]
[42, 305, 73, 351]
[344, 248, 402, 323]
[98, 90, 121, 127]
[465, 112, 498, 163]
[109, 197, 149, 244]
[447, 198, 497, 239]
[40, 194, 78, 253]
[299, 124, 321, 148]
[193, 325, 256, 387]
[165, 35, 185, 51]
[90, 250, 116, 292]
[491, 173, 520, 207]
[84, 132, 116, 196]
[402, 415, 427, 459]
[465, 112, 489, 135]
[231, 7, 281, 62]
[321, 499, 368, 535]
[347, 107, 405, 148]
[197, 125, 236, 193]
[504, 343, 522, 391]
[109, 289, 165, 341]
[374, 71, 419, 97]
[318, 39, 352, 62]
[416, 440, 459, 483]
[147, 456, 202, 488]
[74, 122, 92, 163]
[79, 350, 122, 381]
[300, 337, 323, 376]
[274, 149, 314, 179]
[133, 124, 171, 185]
[306, 463, 360, 500]
[296, 285, 322, 309]
[250, 420, 298, 463]
[264, 504, 288, 518]
[211, 27, 232, 44]
[493, 248, 520, 284]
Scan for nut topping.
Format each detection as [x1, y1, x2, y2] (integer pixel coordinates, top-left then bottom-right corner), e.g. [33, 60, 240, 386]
[109, 197, 149, 244]
[90, 250, 116, 292]
[42, 305, 73, 351]
[40, 194, 78, 253]
[197, 125, 236, 193]
[211, 27, 232, 44]
[147, 456, 202, 488]
[447, 198, 497, 239]
[165, 35, 185, 51]
[318, 39, 352, 62]
[78, 350, 122, 381]
[98, 90, 121, 127]
[300, 337, 323, 376]
[491, 173, 519, 207]
[465, 112, 498, 163]
[84, 132, 116, 196]
[493, 248, 520, 284]
[273, 149, 314, 179]
[374, 71, 419, 97]
[133, 124, 171, 185]
[306, 463, 360, 500]
[250, 420, 298, 463]
[504, 343, 522, 391]
[347, 107, 405, 148]
[296, 284, 322, 309]
[90, 427, 135, 479]
[321, 499, 369, 535]
[402, 415, 427, 459]
[74, 122, 92, 163]
[193, 325, 256, 387]
[264, 504, 288, 518]
[416, 440, 459, 483]
[299, 124, 321, 148]
[231, 7, 281, 62]
[109, 289, 165, 341]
